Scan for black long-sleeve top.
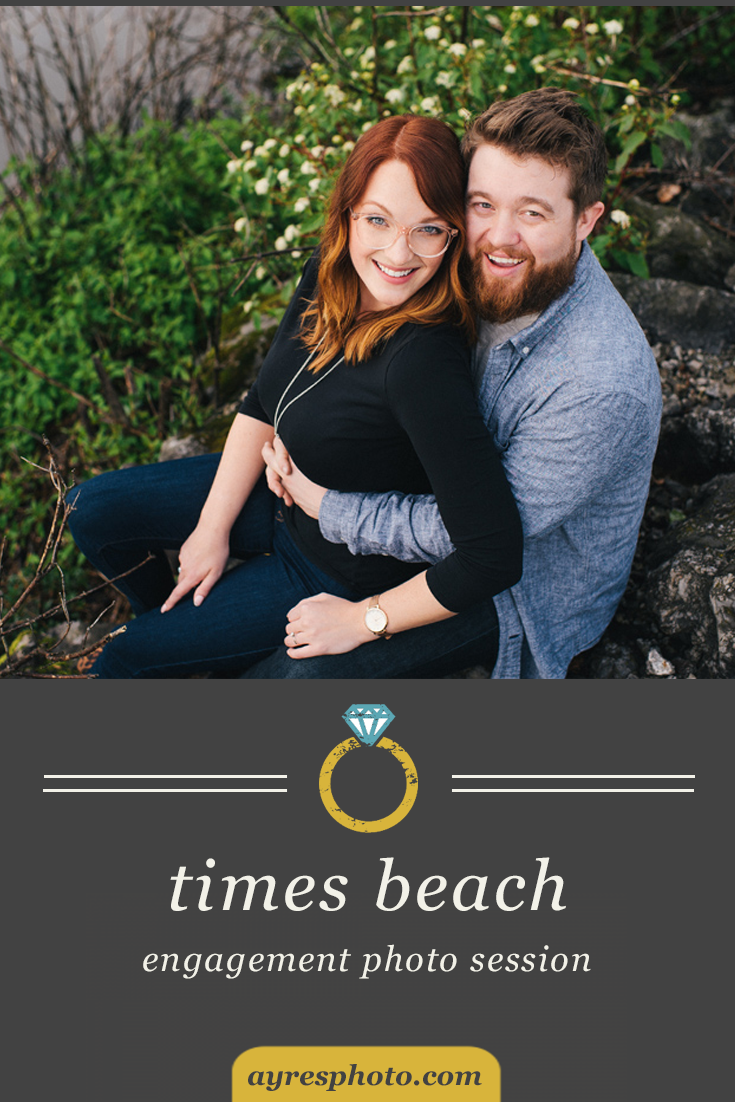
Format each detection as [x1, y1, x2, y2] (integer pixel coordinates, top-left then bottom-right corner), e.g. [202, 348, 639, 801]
[239, 256, 522, 612]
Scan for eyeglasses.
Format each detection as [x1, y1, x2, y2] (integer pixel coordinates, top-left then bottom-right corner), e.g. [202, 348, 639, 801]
[349, 209, 458, 258]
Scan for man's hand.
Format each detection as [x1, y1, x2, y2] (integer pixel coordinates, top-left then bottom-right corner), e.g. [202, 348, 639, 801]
[161, 526, 230, 612]
[283, 593, 374, 658]
[262, 436, 328, 520]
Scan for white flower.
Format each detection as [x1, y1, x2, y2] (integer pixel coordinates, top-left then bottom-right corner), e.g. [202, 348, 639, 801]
[294, 197, 310, 214]
[342, 141, 355, 153]
[424, 25, 441, 41]
[240, 140, 254, 153]
[603, 19, 624, 37]
[241, 300, 253, 313]
[243, 159, 256, 172]
[385, 88, 405, 104]
[308, 177, 322, 192]
[420, 96, 439, 113]
[504, 62, 517, 74]
[293, 106, 304, 116]
[458, 107, 471, 121]
[625, 95, 637, 106]
[263, 138, 277, 151]
[562, 17, 580, 30]
[531, 56, 546, 74]
[277, 168, 290, 185]
[300, 161, 317, 175]
[524, 14, 539, 27]
[397, 56, 413, 75]
[385, 40, 397, 50]
[254, 178, 269, 195]
[233, 217, 249, 234]
[448, 42, 467, 58]
[471, 39, 485, 49]
[610, 209, 631, 229]
[348, 17, 363, 32]
[254, 145, 266, 158]
[255, 265, 266, 280]
[279, 143, 290, 158]
[497, 84, 508, 94]
[226, 159, 241, 174]
[275, 236, 288, 251]
[361, 45, 376, 63]
[361, 121, 374, 133]
[294, 134, 305, 144]
[435, 71, 453, 88]
[628, 78, 640, 90]
[324, 84, 347, 106]
[585, 23, 599, 35]
[291, 250, 303, 259]
[343, 47, 355, 58]
[310, 145, 325, 157]
[284, 224, 300, 243]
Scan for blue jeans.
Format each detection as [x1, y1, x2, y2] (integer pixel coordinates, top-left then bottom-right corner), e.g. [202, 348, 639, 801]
[66, 455, 358, 678]
[239, 597, 500, 679]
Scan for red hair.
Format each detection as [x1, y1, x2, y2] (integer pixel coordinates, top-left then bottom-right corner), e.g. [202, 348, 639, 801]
[301, 114, 474, 372]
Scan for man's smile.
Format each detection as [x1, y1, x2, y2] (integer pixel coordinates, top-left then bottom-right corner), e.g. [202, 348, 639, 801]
[484, 251, 529, 276]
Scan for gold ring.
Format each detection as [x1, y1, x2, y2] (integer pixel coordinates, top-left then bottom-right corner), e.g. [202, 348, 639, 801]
[318, 736, 418, 833]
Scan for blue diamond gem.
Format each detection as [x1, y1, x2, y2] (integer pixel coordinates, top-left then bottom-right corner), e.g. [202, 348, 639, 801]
[342, 704, 395, 746]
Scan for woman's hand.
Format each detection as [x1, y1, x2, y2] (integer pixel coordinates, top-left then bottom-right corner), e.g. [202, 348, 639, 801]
[262, 437, 327, 519]
[161, 526, 231, 612]
[284, 593, 374, 657]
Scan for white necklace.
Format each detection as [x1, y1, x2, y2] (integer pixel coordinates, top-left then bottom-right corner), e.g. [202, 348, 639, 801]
[273, 340, 345, 437]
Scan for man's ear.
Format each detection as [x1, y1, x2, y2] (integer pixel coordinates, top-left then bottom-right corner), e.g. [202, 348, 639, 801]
[576, 200, 605, 243]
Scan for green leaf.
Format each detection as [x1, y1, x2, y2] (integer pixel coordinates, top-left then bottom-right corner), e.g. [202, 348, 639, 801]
[623, 251, 650, 279]
[614, 131, 647, 174]
[657, 119, 692, 149]
[650, 142, 663, 169]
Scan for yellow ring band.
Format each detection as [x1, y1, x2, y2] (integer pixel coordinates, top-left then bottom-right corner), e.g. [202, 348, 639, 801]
[319, 737, 418, 833]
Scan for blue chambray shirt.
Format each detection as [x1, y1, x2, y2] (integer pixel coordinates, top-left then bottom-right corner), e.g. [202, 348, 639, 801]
[319, 243, 663, 678]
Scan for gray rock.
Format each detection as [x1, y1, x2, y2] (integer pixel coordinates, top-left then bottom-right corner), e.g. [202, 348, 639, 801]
[646, 473, 735, 677]
[610, 273, 735, 354]
[626, 197, 735, 291]
[664, 99, 735, 183]
[158, 436, 208, 462]
[658, 406, 735, 482]
[645, 647, 676, 677]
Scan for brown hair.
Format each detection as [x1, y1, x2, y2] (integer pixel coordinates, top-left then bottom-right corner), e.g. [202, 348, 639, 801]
[301, 114, 474, 372]
[461, 88, 608, 213]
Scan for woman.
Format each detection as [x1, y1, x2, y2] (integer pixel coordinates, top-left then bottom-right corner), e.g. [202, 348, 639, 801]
[67, 115, 522, 678]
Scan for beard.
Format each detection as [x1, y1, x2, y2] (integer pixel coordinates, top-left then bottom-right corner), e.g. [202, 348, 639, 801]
[465, 238, 579, 324]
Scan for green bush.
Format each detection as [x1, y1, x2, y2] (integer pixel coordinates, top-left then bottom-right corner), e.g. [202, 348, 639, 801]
[0, 116, 247, 604]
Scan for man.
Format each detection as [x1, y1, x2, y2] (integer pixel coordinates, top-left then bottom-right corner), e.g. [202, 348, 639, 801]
[244, 88, 662, 679]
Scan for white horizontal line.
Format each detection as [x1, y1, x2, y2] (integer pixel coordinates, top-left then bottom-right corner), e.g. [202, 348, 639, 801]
[451, 775, 694, 779]
[43, 774, 287, 779]
[452, 788, 694, 793]
[43, 788, 288, 793]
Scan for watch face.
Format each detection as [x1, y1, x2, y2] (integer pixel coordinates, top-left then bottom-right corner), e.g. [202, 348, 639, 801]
[365, 606, 388, 633]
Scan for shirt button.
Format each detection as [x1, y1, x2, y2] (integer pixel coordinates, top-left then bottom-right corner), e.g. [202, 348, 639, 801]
[522, 346, 530, 355]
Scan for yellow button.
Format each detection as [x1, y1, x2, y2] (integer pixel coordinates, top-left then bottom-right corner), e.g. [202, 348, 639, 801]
[233, 1047, 500, 1099]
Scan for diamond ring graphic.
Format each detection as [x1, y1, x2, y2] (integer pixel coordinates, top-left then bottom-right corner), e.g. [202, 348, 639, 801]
[319, 705, 417, 833]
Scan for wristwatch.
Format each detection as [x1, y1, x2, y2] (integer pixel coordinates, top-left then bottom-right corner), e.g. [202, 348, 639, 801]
[364, 595, 392, 639]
